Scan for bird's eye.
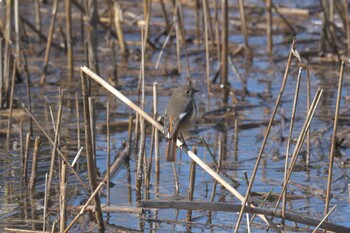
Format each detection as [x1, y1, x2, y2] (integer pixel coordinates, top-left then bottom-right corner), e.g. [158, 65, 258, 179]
[185, 90, 190, 94]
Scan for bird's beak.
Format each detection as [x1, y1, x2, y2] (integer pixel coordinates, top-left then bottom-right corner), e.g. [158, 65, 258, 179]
[194, 89, 200, 93]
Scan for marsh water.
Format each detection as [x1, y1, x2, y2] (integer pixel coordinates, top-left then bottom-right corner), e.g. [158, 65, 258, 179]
[1, 0, 350, 232]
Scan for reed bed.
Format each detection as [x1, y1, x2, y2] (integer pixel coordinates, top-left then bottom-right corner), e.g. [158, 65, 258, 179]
[0, 0, 350, 232]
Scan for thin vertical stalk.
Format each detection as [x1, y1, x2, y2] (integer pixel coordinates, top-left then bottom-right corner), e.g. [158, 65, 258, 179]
[47, 89, 64, 199]
[0, 38, 3, 107]
[153, 82, 160, 175]
[203, 0, 210, 92]
[6, 59, 16, 147]
[3, 43, 11, 107]
[345, 0, 350, 57]
[114, 2, 127, 55]
[22, 51, 33, 136]
[266, 0, 272, 53]
[195, 0, 200, 43]
[65, 0, 73, 81]
[235, 38, 296, 231]
[186, 148, 197, 231]
[43, 173, 48, 232]
[213, 0, 220, 59]
[75, 92, 81, 153]
[40, 0, 59, 83]
[324, 61, 345, 220]
[106, 102, 111, 206]
[221, 0, 228, 103]
[34, 0, 42, 37]
[5, 0, 12, 43]
[80, 71, 104, 231]
[23, 132, 31, 183]
[159, 0, 169, 29]
[14, 0, 21, 68]
[88, 97, 96, 161]
[59, 158, 67, 232]
[237, 0, 250, 58]
[85, 0, 100, 74]
[210, 139, 222, 201]
[111, 40, 118, 85]
[29, 136, 41, 190]
[282, 67, 303, 226]
[306, 68, 311, 166]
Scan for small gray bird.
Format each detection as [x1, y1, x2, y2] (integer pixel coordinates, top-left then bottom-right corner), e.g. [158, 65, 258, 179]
[164, 85, 199, 162]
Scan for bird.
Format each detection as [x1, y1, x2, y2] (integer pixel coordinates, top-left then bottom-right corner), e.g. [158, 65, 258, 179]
[164, 84, 199, 162]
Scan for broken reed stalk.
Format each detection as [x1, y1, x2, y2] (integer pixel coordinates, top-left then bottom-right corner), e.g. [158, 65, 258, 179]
[213, 0, 220, 59]
[138, 200, 350, 232]
[22, 103, 89, 191]
[282, 67, 303, 226]
[266, 0, 272, 53]
[234, 38, 296, 232]
[47, 90, 64, 199]
[23, 132, 30, 183]
[59, 155, 67, 232]
[4, 0, 12, 43]
[136, 117, 146, 201]
[155, 23, 174, 69]
[85, 0, 100, 74]
[80, 66, 281, 232]
[20, 120, 24, 161]
[221, 0, 229, 103]
[80, 71, 104, 231]
[64, 182, 105, 233]
[3, 43, 11, 107]
[106, 102, 111, 206]
[237, 0, 250, 58]
[324, 61, 345, 219]
[6, 59, 16, 147]
[65, 0, 73, 81]
[113, 2, 127, 55]
[111, 40, 118, 85]
[40, 0, 59, 84]
[29, 136, 41, 190]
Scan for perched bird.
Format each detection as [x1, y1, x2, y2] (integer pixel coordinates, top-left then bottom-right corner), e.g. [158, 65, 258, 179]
[164, 85, 199, 162]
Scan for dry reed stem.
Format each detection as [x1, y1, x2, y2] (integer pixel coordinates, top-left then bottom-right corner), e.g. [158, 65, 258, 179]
[306, 68, 311, 166]
[266, 0, 272, 53]
[0, 38, 3, 107]
[22, 51, 33, 136]
[282, 67, 302, 225]
[113, 2, 127, 55]
[14, 0, 21, 68]
[71, 147, 83, 167]
[3, 43, 11, 105]
[106, 102, 111, 206]
[43, 173, 48, 232]
[47, 90, 64, 199]
[210, 139, 222, 201]
[237, 0, 250, 58]
[102, 142, 129, 184]
[80, 72, 104, 231]
[22, 103, 89, 191]
[153, 82, 160, 175]
[65, 0, 73, 81]
[88, 97, 96, 160]
[85, 0, 100, 74]
[23, 132, 30, 182]
[203, 0, 211, 92]
[139, 200, 350, 232]
[324, 61, 345, 219]
[235, 38, 296, 232]
[77, 204, 143, 214]
[271, 88, 324, 220]
[4, 228, 50, 233]
[80, 66, 280, 231]
[75, 92, 81, 152]
[312, 205, 337, 233]
[64, 182, 105, 233]
[40, 0, 59, 84]
[172, 161, 180, 194]
[29, 136, 41, 190]
[221, 0, 228, 103]
[59, 159, 67, 232]
[6, 59, 16, 147]
[34, 0, 41, 36]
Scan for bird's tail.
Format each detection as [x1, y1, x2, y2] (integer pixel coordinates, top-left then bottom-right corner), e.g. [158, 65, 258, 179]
[166, 139, 177, 162]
